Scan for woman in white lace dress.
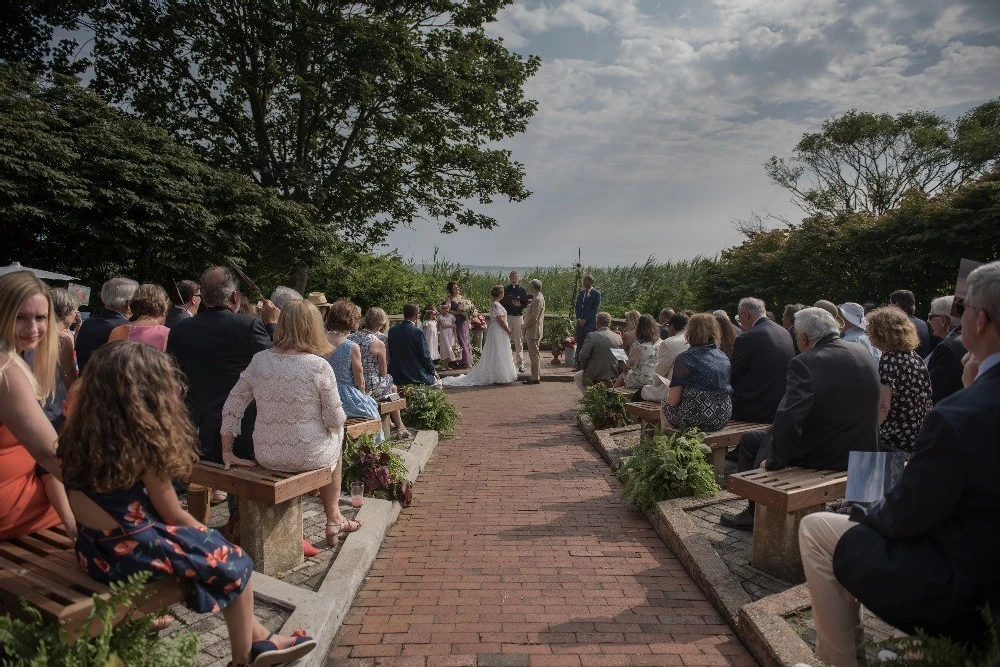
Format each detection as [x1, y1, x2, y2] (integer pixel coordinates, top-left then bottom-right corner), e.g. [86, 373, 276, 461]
[221, 300, 362, 545]
[441, 286, 518, 387]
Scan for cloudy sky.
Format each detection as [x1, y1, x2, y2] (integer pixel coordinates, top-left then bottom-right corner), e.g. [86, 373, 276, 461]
[385, 0, 1000, 268]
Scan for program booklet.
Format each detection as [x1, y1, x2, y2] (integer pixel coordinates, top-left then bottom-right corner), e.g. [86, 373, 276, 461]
[845, 451, 906, 504]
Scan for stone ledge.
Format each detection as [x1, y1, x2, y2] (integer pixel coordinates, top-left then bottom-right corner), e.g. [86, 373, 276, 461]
[651, 495, 753, 631]
[576, 413, 638, 471]
[396, 429, 439, 483]
[738, 584, 816, 667]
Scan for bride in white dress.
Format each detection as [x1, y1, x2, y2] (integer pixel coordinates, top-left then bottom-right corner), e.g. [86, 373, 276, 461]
[441, 285, 518, 386]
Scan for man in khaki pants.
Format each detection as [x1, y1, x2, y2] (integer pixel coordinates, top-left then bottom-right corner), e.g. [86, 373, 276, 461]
[521, 279, 545, 384]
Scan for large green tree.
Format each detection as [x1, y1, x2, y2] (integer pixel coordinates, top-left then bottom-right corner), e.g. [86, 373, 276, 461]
[86, 0, 540, 289]
[766, 101, 1000, 217]
[0, 65, 319, 290]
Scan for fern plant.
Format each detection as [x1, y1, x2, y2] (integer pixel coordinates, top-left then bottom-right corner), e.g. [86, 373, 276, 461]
[578, 384, 630, 428]
[617, 430, 720, 512]
[0, 571, 199, 666]
[401, 385, 460, 435]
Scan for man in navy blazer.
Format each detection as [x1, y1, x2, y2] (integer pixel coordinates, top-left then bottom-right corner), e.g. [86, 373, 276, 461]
[388, 303, 438, 386]
[730, 297, 795, 423]
[574, 274, 601, 368]
[75, 277, 138, 371]
[798, 261, 1000, 666]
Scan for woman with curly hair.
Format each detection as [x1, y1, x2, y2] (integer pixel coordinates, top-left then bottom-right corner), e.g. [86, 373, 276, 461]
[108, 283, 171, 351]
[60, 341, 316, 667]
[662, 313, 733, 432]
[615, 314, 659, 390]
[867, 306, 933, 453]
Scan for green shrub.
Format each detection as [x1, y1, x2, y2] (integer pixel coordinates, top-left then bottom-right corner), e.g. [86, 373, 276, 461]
[874, 610, 1000, 667]
[401, 385, 461, 435]
[618, 431, 720, 512]
[341, 434, 412, 506]
[578, 384, 630, 429]
[0, 571, 199, 666]
[543, 317, 574, 351]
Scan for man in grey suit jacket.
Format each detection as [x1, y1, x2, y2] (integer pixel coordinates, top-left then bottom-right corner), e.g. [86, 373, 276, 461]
[521, 280, 546, 384]
[574, 312, 623, 393]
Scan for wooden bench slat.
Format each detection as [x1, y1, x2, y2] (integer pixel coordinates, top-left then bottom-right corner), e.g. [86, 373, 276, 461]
[728, 467, 847, 512]
[378, 398, 406, 414]
[0, 543, 107, 594]
[184, 462, 332, 504]
[345, 417, 383, 438]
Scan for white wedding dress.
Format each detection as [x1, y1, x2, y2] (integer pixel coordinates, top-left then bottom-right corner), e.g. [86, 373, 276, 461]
[441, 301, 518, 386]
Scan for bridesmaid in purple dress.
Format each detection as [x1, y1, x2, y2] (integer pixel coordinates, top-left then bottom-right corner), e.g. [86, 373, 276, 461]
[443, 282, 472, 368]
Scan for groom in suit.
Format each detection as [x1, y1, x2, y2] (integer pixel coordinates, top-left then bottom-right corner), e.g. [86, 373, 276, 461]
[521, 279, 546, 384]
[574, 274, 601, 369]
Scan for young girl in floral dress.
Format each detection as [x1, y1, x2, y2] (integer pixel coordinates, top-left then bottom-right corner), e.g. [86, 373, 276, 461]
[60, 341, 316, 667]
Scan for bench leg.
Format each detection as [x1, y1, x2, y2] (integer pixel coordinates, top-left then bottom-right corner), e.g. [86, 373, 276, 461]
[750, 504, 821, 583]
[239, 496, 304, 576]
[382, 414, 392, 437]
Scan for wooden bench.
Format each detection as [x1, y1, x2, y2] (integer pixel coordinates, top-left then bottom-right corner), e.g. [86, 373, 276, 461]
[184, 463, 335, 576]
[728, 467, 848, 582]
[377, 398, 407, 436]
[345, 416, 383, 439]
[663, 421, 770, 478]
[0, 527, 186, 637]
[625, 401, 660, 437]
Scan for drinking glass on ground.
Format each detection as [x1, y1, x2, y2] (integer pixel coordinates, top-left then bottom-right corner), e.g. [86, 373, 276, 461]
[350, 482, 364, 508]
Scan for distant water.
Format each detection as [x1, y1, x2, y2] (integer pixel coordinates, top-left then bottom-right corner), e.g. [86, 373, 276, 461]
[416, 264, 546, 274]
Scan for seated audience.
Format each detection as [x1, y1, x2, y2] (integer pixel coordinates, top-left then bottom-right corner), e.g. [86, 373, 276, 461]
[324, 299, 384, 442]
[658, 307, 676, 340]
[574, 312, 624, 393]
[109, 283, 172, 351]
[43, 287, 80, 421]
[712, 310, 737, 358]
[889, 289, 934, 358]
[798, 260, 1000, 667]
[838, 301, 880, 363]
[926, 295, 966, 403]
[62, 342, 316, 667]
[661, 314, 732, 432]
[867, 307, 933, 455]
[166, 279, 200, 328]
[813, 300, 843, 328]
[222, 299, 359, 543]
[640, 312, 689, 401]
[75, 277, 138, 371]
[730, 297, 795, 423]
[350, 308, 408, 436]
[0, 271, 75, 540]
[713, 309, 741, 341]
[862, 301, 878, 314]
[782, 303, 805, 355]
[270, 285, 302, 311]
[620, 310, 641, 352]
[387, 303, 438, 387]
[721, 308, 880, 529]
[615, 314, 659, 390]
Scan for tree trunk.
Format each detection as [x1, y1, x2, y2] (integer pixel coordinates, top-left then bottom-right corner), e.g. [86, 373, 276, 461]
[291, 265, 309, 295]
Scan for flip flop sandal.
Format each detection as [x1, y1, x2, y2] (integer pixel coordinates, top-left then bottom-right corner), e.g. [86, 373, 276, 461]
[249, 631, 317, 666]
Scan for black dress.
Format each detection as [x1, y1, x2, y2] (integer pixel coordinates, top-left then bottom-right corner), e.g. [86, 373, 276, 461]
[878, 351, 933, 453]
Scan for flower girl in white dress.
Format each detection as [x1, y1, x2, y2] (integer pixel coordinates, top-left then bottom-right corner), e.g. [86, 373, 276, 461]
[438, 308, 457, 365]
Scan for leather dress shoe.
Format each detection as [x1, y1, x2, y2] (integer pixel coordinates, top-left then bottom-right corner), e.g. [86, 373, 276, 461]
[522, 378, 541, 385]
[719, 508, 754, 530]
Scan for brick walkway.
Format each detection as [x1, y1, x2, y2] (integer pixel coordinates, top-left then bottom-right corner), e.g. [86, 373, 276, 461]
[327, 383, 756, 666]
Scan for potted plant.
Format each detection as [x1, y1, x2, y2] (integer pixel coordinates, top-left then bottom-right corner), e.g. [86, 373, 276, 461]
[560, 335, 577, 367]
[543, 317, 574, 364]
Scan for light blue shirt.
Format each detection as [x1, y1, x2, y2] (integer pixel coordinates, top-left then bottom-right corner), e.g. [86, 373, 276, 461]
[977, 351, 1000, 380]
[842, 327, 880, 364]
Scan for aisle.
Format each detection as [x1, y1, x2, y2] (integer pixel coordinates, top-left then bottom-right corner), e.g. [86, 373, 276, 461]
[327, 383, 755, 666]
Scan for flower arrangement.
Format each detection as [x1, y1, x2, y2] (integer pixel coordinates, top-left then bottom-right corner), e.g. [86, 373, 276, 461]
[560, 335, 576, 349]
[470, 312, 487, 330]
[455, 296, 478, 319]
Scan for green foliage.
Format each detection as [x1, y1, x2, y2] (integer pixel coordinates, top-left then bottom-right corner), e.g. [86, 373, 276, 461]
[875, 610, 1000, 667]
[766, 101, 1000, 217]
[543, 316, 575, 351]
[341, 434, 412, 506]
[86, 0, 540, 286]
[302, 250, 440, 314]
[401, 385, 461, 435]
[694, 170, 1000, 312]
[0, 571, 199, 666]
[618, 431, 720, 513]
[0, 64, 319, 291]
[578, 384, 630, 429]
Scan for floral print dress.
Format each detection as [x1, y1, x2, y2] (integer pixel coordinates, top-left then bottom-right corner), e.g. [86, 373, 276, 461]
[878, 351, 933, 453]
[75, 482, 253, 613]
[348, 330, 395, 398]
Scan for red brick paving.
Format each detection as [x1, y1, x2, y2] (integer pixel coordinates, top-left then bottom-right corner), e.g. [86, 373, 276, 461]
[327, 383, 755, 666]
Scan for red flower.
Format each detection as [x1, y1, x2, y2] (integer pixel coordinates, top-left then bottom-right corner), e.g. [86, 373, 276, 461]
[94, 558, 111, 574]
[77, 552, 87, 571]
[211, 603, 220, 613]
[233, 545, 243, 557]
[150, 558, 174, 575]
[223, 577, 242, 594]
[113, 540, 139, 556]
[184, 568, 196, 578]
[205, 553, 218, 568]
[211, 545, 231, 565]
[165, 539, 186, 556]
[124, 501, 146, 524]
[193, 525, 208, 533]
